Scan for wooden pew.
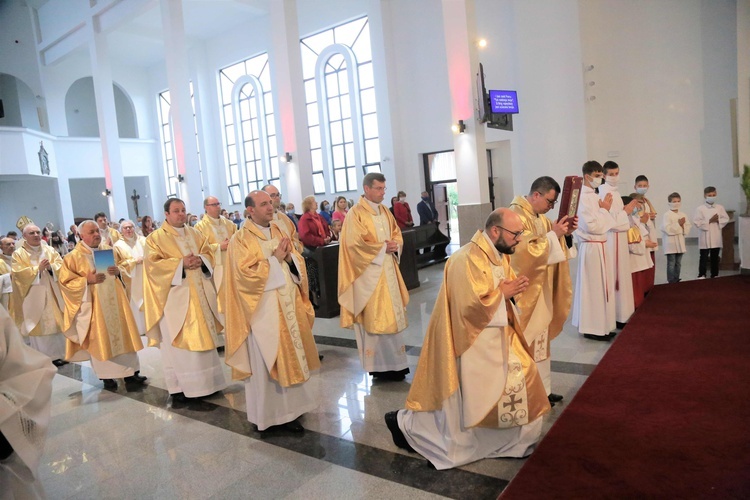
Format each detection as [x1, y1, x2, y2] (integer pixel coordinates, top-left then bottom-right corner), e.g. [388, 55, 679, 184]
[405, 224, 451, 269]
[311, 234, 420, 319]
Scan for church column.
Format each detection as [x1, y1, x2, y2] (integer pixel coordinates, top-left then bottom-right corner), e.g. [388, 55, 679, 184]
[160, 0, 203, 211]
[87, 20, 128, 220]
[441, 0, 491, 245]
[268, 0, 313, 204]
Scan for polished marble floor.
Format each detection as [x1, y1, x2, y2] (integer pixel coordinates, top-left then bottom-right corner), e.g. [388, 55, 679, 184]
[40, 241, 738, 499]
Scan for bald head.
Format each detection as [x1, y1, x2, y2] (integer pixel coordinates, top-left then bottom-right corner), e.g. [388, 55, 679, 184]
[485, 208, 523, 255]
[22, 224, 42, 246]
[0, 237, 14, 256]
[203, 196, 222, 218]
[262, 184, 282, 209]
[246, 190, 275, 226]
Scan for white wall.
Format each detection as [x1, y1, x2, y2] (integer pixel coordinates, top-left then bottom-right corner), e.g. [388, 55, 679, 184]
[0, 177, 64, 235]
[580, 0, 739, 234]
[0, 0, 44, 97]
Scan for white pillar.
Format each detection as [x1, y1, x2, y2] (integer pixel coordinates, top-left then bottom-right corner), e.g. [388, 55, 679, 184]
[442, 0, 491, 244]
[160, 0, 202, 212]
[88, 22, 128, 220]
[269, 0, 313, 204]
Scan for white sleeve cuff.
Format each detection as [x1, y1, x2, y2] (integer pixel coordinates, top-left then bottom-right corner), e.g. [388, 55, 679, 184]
[546, 231, 566, 265]
[264, 257, 287, 291]
[371, 243, 387, 266]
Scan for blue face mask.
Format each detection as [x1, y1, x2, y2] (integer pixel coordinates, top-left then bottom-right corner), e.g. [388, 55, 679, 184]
[705, 196, 716, 205]
[422, 196, 430, 202]
[635, 187, 648, 195]
[287, 210, 295, 216]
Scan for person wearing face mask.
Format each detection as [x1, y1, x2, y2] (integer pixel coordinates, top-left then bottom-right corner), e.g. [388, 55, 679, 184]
[599, 161, 641, 329]
[285, 203, 299, 229]
[318, 200, 333, 225]
[572, 161, 618, 341]
[393, 191, 415, 230]
[623, 196, 654, 309]
[630, 175, 657, 292]
[114, 220, 148, 334]
[692, 186, 729, 279]
[417, 191, 439, 226]
[661, 192, 691, 283]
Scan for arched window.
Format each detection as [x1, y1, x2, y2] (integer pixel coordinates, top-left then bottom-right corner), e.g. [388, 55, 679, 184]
[301, 17, 381, 194]
[219, 53, 279, 204]
[156, 83, 203, 199]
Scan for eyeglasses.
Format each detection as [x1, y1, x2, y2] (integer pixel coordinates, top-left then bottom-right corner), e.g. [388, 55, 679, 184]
[206, 203, 221, 207]
[536, 192, 558, 207]
[494, 225, 524, 240]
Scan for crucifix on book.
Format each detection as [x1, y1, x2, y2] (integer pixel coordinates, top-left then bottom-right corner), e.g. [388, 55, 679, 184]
[131, 189, 140, 218]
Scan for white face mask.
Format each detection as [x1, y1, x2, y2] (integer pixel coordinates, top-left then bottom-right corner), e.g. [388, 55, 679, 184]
[399, 197, 406, 202]
[636, 187, 648, 195]
[588, 175, 603, 188]
[705, 196, 716, 205]
[669, 202, 681, 210]
[605, 175, 619, 187]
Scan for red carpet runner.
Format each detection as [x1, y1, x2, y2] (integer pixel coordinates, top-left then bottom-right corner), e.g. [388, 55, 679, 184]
[501, 275, 750, 499]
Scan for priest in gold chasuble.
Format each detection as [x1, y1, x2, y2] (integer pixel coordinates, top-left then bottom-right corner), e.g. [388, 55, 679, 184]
[58, 221, 145, 389]
[224, 190, 320, 432]
[113, 220, 147, 334]
[143, 198, 226, 401]
[338, 173, 410, 381]
[261, 184, 304, 254]
[509, 176, 576, 405]
[0, 237, 14, 310]
[195, 196, 237, 325]
[9, 225, 67, 363]
[386, 209, 550, 470]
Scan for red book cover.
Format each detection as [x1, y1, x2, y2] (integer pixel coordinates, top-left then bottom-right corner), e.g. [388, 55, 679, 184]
[558, 176, 583, 221]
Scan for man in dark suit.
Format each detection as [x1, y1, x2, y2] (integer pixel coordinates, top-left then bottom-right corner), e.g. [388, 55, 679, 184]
[67, 224, 80, 246]
[417, 191, 439, 226]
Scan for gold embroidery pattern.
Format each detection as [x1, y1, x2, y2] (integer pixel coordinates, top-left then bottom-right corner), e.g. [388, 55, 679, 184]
[498, 349, 530, 428]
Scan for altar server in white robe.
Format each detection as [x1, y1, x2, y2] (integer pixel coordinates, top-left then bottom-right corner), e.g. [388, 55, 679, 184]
[114, 220, 147, 334]
[572, 161, 618, 340]
[0, 303, 55, 499]
[599, 161, 640, 327]
[9, 225, 67, 364]
[386, 208, 550, 470]
[143, 198, 226, 403]
[224, 190, 320, 432]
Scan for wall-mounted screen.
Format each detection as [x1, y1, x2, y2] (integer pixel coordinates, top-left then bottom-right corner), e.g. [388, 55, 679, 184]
[488, 90, 519, 114]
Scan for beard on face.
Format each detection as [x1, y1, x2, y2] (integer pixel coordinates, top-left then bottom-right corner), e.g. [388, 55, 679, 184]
[494, 239, 517, 255]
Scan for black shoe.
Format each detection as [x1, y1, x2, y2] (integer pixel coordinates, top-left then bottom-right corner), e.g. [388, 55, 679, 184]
[124, 375, 147, 386]
[101, 379, 118, 390]
[548, 393, 564, 403]
[384, 411, 414, 452]
[549, 401, 556, 407]
[258, 420, 305, 433]
[583, 334, 611, 342]
[170, 393, 214, 412]
[371, 368, 410, 381]
[608, 331, 618, 338]
[52, 359, 69, 367]
[216, 346, 225, 353]
[132, 371, 148, 383]
[615, 322, 627, 330]
[319, 355, 324, 361]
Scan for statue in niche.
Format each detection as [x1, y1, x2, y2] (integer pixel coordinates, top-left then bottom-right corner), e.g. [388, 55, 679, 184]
[38, 141, 50, 175]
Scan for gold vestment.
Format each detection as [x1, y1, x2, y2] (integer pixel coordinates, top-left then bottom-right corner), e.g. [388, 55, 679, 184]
[509, 195, 573, 362]
[143, 224, 222, 351]
[337, 197, 409, 334]
[195, 215, 237, 313]
[405, 231, 550, 428]
[58, 243, 143, 362]
[9, 243, 64, 336]
[223, 222, 319, 384]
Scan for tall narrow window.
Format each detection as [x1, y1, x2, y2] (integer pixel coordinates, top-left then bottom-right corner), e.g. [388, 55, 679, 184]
[219, 54, 279, 204]
[301, 16, 381, 194]
[156, 83, 203, 199]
